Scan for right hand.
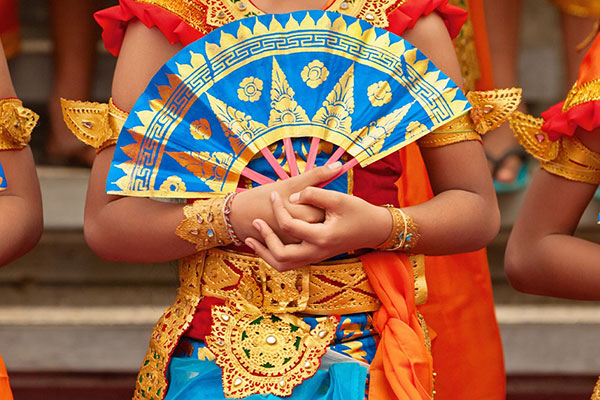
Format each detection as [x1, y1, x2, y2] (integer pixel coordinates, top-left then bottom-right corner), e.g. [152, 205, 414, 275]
[229, 163, 343, 244]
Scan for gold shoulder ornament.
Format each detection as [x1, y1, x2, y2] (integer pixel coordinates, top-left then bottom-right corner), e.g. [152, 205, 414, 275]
[0, 98, 39, 150]
[61, 98, 128, 153]
[510, 111, 600, 185]
[418, 88, 522, 148]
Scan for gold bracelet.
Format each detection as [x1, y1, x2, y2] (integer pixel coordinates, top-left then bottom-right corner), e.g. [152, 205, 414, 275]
[418, 88, 522, 149]
[175, 197, 233, 250]
[0, 98, 39, 150]
[61, 98, 128, 152]
[377, 206, 420, 252]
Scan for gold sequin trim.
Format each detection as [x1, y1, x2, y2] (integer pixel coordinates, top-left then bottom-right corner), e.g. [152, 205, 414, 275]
[417, 113, 481, 148]
[0, 98, 38, 150]
[134, 0, 408, 35]
[562, 78, 600, 112]
[592, 376, 600, 400]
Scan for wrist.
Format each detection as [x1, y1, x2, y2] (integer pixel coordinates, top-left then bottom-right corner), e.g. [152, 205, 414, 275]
[369, 205, 394, 249]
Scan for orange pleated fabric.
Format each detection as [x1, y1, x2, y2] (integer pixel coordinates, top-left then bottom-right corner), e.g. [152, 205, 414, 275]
[361, 251, 433, 400]
[0, 354, 14, 400]
[467, 0, 495, 91]
[396, 143, 506, 400]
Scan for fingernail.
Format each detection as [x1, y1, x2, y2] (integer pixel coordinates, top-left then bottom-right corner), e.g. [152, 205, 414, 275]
[270, 192, 277, 202]
[328, 161, 342, 170]
[253, 220, 262, 232]
[245, 239, 255, 250]
[289, 192, 300, 203]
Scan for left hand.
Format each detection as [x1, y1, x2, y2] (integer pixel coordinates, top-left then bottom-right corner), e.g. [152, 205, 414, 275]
[245, 187, 392, 271]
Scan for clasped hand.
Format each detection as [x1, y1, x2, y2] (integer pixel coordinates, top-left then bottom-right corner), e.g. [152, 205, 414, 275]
[239, 162, 392, 271]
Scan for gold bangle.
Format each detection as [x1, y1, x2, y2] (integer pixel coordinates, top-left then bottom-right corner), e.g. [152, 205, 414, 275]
[377, 206, 420, 252]
[175, 197, 232, 250]
[61, 97, 128, 153]
[0, 98, 39, 150]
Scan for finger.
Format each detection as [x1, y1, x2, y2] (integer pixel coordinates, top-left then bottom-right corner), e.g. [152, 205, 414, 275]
[289, 186, 343, 211]
[252, 218, 288, 256]
[245, 236, 313, 272]
[271, 192, 324, 240]
[292, 162, 342, 187]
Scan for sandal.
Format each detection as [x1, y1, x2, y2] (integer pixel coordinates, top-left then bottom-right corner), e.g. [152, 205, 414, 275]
[487, 147, 530, 193]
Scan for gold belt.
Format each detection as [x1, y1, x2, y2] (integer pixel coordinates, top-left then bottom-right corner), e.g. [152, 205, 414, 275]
[188, 248, 382, 315]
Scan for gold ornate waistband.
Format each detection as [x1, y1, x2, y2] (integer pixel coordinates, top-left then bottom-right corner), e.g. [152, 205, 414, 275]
[180, 248, 382, 315]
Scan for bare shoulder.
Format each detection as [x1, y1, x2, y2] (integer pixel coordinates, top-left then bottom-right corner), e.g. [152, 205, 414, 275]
[401, 13, 463, 88]
[111, 21, 183, 112]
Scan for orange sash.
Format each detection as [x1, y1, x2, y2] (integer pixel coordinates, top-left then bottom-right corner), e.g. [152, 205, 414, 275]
[361, 251, 434, 400]
[0, 354, 14, 400]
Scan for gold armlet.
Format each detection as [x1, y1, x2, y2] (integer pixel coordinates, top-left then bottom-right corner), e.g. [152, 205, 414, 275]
[175, 197, 233, 251]
[0, 98, 39, 150]
[510, 111, 600, 184]
[61, 98, 128, 153]
[418, 88, 522, 148]
[376, 206, 420, 252]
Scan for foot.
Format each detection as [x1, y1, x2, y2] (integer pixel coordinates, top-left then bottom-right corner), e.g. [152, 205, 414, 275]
[483, 121, 525, 184]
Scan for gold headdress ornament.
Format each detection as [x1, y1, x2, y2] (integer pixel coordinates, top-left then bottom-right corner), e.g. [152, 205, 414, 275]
[510, 111, 600, 185]
[0, 98, 39, 150]
[61, 98, 129, 152]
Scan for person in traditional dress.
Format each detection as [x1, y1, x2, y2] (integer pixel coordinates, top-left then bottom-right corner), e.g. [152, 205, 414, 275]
[0, 39, 43, 400]
[483, 0, 599, 192]
[64, 0, 512, 398]
[507, 31, 600, 400]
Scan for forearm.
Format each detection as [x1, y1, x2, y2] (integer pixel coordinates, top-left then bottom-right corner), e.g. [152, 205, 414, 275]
[400, 188, 499, 255]
[0, 195, 42, 266]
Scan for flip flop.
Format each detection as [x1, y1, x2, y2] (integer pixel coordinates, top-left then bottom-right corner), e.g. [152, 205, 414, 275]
[487, 147, 530, 193]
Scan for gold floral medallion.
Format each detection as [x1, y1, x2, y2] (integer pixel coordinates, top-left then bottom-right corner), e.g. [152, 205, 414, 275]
[302, 60, 329, 89]
[206, 300, 339, 398]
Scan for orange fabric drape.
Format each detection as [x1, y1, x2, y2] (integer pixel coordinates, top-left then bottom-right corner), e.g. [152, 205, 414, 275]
[361, 251, 433, 400]
[576, 33, 600, 86]
[0, 0, 20, 59]
[468, 0, 494, 90]
[396, 143, 506, 400]
[0, 354, 14, 400]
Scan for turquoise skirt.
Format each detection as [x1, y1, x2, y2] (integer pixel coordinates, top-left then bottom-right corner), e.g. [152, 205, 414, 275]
[164, 313, 377, 400]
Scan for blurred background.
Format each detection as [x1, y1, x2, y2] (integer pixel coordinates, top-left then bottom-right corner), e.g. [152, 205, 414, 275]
[0, 0, 599, 399]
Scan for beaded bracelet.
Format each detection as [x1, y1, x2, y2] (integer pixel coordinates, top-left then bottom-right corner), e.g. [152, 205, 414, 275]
[223, 193, 243, 246]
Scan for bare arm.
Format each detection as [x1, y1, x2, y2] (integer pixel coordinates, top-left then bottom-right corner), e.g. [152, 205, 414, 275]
[0, 42, 43, 266]
[85, 22, 329, 263]
[505, 130, 600, 300]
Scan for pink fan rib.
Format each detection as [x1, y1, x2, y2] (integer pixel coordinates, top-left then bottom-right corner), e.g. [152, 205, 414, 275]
[325, 146, 347, 165]
[260, 148, 289, 180]
[241, 167, 275, 185]
[305, 137, 321, 171]
[317, 158, 358, 188]
[283, 138, 299, 176]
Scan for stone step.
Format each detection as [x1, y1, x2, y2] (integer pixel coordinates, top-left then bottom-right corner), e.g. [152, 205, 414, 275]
[1, 304, 599, 375]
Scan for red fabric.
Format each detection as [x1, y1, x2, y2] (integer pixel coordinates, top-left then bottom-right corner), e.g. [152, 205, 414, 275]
[361, 251, 433, 400]
[388, 0, 468, 40]
[542, 33, 600, 141]
[96, 0, 468, 56]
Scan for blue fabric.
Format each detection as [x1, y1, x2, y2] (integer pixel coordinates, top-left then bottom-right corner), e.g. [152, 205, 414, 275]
[164, 312, 376, 400]
[164, 357, 367, 400]
[0, 162, 6, 191]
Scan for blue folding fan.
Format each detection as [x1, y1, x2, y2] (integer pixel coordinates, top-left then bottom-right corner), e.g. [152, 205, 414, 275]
[107, 10, 471, 198]
[0, 163, 6, 191]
